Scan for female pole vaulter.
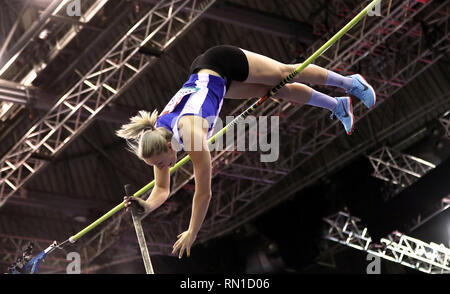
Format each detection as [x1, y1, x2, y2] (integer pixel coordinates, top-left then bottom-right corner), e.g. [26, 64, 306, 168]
[117, 45, 376, 259]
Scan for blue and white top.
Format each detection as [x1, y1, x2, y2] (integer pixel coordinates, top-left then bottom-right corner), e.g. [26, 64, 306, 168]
[156, 73, 226, 150]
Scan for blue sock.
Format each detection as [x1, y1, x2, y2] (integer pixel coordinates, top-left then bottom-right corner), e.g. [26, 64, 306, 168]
[307, 89, 338, 111]
[325, 70, 353, 91]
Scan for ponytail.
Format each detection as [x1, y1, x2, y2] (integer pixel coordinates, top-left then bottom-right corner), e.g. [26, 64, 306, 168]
[116, 110, 158, 140]
[116, 110, 173, 160]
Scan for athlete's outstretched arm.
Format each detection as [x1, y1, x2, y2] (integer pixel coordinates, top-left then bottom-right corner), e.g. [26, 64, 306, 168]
[184, 143, 211, 228]
[146, 165, 171, 212]
[172, 116, 212, 258]
[123, 164, 170, 214]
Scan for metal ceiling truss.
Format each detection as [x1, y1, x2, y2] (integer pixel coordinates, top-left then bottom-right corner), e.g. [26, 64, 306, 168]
[320, 144, 449, 271]
[368, 143, 450, 232]
[0, 0, 217, 207]
[0, 0, 108, 81]
[366, 147, 450, 235]
[318, 195, 450, 271]
[141, 0, 316, 44]
[323, 211, 450, 274]
[0, 0, 109, 121]
[0, 78, 141, 124]
[0, 0, 216, 271]
[0, 0, 63, 75]
[3, 0, 217, 270]
[368, 146, 436, 189]
[19, 0, 110, 86]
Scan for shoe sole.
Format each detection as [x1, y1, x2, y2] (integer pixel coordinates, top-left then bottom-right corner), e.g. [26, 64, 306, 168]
[347, 97, 354, 135]
[356, 74, 377, 109]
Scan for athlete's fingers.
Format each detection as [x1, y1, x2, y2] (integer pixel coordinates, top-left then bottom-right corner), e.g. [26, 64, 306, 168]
[173, 240, 180, 250]
[179, 245, 185, 259]
[172, 243, 179, 255]
[173, 238, 182, 252]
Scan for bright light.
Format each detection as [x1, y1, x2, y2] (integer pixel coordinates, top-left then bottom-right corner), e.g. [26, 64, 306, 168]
[407, 155, 436, 168]
[39, 29, 50, 40]
[83, 80, 97, 90]
[0, 102, 13, 119]
[21, 71, 38, 86]
[102, 83, 117, 94]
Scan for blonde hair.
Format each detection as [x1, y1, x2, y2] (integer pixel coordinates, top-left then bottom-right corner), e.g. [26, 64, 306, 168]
[116, 110, 173, 160]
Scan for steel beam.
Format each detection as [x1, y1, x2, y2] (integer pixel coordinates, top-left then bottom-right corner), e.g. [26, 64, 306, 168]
[0, 0, 217, 208]
[48, 2, 134, 89]
[0, 79, 138, 124]
[0, 0, 63, 75]
[323, 211, 450, 274]
[18, 0, 110, 86]
[368, 146, 436, 189]
[141, 0, 316, 44]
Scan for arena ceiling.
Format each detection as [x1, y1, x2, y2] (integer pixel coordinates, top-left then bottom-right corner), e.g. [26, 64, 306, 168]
[0, 0, 449, 273]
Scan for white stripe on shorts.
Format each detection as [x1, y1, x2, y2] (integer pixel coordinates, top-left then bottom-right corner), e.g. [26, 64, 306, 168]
[208, 85, 226, 138]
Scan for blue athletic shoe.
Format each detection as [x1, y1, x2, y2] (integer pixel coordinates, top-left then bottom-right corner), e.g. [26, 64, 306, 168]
[330, 97, 354, 135]
[347, 74, 376, 109]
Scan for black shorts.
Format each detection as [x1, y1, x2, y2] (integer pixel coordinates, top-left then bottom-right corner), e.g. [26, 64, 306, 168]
[189, 45, 249, 91]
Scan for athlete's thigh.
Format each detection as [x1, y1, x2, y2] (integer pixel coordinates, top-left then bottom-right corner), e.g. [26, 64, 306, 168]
[224, 81, 271, 99]
[240, 49, 292, 86]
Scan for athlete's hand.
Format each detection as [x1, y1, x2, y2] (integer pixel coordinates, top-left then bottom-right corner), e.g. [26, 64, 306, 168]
[123, 196, 150, 215]
[172, 230, 197, 259]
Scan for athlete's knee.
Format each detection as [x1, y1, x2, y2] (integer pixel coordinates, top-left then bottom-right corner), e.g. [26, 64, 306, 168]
[280, 64, 298, 81]
[274, 83, 293, 97]
[275, 83, 311, 103]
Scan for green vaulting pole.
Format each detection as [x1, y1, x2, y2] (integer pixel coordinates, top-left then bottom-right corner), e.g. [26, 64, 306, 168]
[68, 0, 381, 243]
